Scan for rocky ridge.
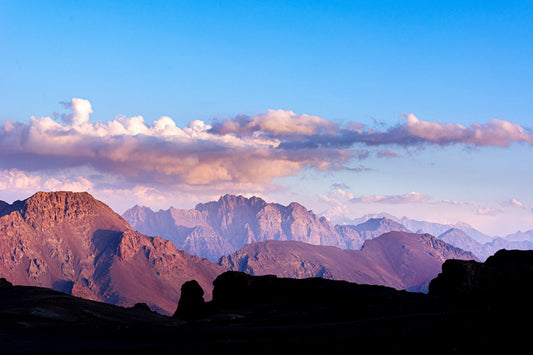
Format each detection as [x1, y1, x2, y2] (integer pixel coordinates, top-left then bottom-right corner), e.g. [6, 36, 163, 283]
[0, 191, 225, 314]
[219, 231, 478, 292]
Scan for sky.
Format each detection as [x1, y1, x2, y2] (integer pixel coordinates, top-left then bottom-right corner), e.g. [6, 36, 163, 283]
[0, 1, 532, 236]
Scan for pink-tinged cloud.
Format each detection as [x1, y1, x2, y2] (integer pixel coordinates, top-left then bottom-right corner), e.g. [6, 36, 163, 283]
[502, 198, 526, 208]
[476, 207, 501, 216]
[0, 99, 354, 188]
[274, 114, 533, 149]
[401, 114, 533, 147]
[377, 150, 398, 158]
[210, 109, 337, 136]
[1, 99, 532, 193]
[351, 192, 430, 204]
[0, 169, 41, 191]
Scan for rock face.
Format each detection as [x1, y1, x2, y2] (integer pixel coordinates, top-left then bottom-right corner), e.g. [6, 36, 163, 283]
[123, 196, 409, 260]
[429, 249, 533, 298]
[219, 231, 478, 292]
[335, 217, 410, 249]
[125, 195, 342, 261]
[0, 191, 225, 315]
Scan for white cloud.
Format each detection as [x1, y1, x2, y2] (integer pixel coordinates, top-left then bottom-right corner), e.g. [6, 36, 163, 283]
[0, 169, 41, 191]
[43, 176, 94, 192]
[476, 207, 501, 216]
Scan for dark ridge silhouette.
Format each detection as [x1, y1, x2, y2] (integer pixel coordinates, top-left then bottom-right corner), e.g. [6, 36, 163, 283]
[429, 249, 533, 298]
[2, 253, 533, 354]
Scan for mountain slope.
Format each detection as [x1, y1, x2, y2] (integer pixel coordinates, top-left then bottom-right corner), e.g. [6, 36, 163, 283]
[0, 191, 225, 314]
[219, 231, 477, 292]
[125, 194, 344, 261]
[335, 217, 410, 249]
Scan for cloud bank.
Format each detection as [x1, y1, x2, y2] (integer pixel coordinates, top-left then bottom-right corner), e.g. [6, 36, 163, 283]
[1, 98, 532, 198]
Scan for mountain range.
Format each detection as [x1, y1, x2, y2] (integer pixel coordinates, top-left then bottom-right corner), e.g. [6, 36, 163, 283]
[1, 191, 530, 316]
[124, 194, 532, 261]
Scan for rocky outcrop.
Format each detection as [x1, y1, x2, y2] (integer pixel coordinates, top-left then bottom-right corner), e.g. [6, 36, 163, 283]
[173, 280, 206, 320]
[0, 278, 12, 288]
[429, 249, 533, 298]
[0, 191, 225, 315]
[219, 232, 478, 292]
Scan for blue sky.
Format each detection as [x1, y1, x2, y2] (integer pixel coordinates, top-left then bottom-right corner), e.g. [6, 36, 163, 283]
[1, 1, 532, 235]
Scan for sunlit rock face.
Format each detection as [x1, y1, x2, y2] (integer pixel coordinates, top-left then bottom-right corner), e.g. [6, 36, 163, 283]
[0, 191, 225, 315]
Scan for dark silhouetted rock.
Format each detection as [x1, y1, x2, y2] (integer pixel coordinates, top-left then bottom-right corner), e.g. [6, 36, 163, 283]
[173, 280, 206, 320]
[429, 249, 533, 299]
[0, 278, 12, 288]
[427, 259, 483, 296]
[2, 270, 533, 354]
[132, 302, 152, 312]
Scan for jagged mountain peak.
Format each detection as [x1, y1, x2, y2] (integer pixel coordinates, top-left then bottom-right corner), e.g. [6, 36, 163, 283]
[355, 217, 409, 231]
[195, 194, 268, 211]
[3, 191, 131, 232]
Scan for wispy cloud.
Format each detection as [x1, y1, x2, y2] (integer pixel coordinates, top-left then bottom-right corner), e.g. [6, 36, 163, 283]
[377, 150, 398, 158]
[351, 192, 430, 204]
[502, 198, 526, 208]
[476, 207, 501, 216]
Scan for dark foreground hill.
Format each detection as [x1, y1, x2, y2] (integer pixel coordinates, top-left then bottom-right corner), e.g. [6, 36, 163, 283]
[2, 249, 533, 354]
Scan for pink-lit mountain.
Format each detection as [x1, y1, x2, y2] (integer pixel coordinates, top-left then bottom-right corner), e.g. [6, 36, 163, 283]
[124, 194, 531, 262]
[0, 191, 225, 315]
[219, 231, 478, 292]
[124, 195, 410, 261]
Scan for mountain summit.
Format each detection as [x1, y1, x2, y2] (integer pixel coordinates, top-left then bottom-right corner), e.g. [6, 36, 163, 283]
[0, 191, 224, 314]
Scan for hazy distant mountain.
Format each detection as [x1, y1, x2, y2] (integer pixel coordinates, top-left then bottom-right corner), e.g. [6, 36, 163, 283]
[398, 217, 494, 243]
[437, 228, 533, 261]
[348, 212, 400, 226]
[125, 195, 345, 261]
[334, 217, 410, 249]
[0, 191, 225, 315]
[504, 230, 533, 242]
[325, 210, 495, 244]
[124, 196, 414, 260]
[219, 231, 478, 292]
[484, 237, 533, 255]
[438, 228, 491, 260]
[124, 194, 530, 264]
